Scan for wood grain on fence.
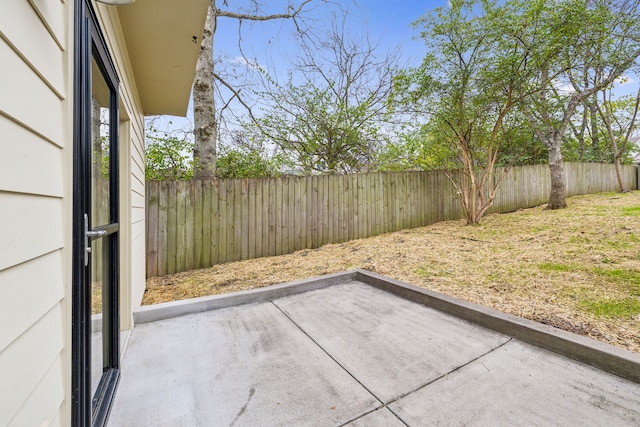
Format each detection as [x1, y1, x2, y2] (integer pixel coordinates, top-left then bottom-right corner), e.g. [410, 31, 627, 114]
[145, 163, 638, 277]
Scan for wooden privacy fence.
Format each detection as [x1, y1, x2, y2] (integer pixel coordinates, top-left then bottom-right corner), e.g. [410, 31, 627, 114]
[145, 162, 638, 277]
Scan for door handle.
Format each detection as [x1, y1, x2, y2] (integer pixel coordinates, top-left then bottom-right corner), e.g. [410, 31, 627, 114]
[84, 213, 107, 266]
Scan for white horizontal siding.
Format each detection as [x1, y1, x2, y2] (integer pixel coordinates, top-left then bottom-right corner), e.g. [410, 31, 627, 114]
[0, 251, 64, 353]
[0, 0, 66, 98]
[29, 0, 68, 50]
[0, 303, 65, 427]
[0, 37, 65, 146]
[131, 167, 145, 195]
[8, 353, 65, 427]
[0, 193, 64, 271]
[131, 204, 146, 224]
[0, 115, 64, 197]
[131, 189, 145, 212]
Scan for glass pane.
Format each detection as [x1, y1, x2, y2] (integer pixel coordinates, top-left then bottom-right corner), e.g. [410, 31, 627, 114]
[91, 57, 111, 227]
[90, 237, 108, 397]
[90, 56, 111, 398]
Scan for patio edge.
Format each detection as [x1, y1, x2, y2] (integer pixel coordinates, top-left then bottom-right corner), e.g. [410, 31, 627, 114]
[354, 269, 640, 384]
[133, 270, 360, 324]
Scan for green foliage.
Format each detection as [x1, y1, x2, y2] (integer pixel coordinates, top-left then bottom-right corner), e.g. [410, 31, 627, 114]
[375, 125, 459, 171]
[257, 83, 380, 174]
[96, 136, 110, 178]
[216, 144, 290, 179]
[391, 0, 538, 223]
[145, 128, 194, 181]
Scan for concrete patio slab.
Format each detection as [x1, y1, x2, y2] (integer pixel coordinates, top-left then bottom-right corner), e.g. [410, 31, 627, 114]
[109, 302, 379, 426]
[389, 339, 640, 426]
[275, 282, 510, 403]
[344, 407, 405, 427]
[108, 270, 640, 426]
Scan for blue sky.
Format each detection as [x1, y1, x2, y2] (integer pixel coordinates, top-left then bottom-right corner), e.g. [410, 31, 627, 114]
[213, 1, 446, 72]
[156, 0, 638, 137]
[157, 1, 448, 134]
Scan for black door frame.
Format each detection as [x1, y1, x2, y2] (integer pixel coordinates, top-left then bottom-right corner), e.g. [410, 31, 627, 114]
[72, 1, 121, 425]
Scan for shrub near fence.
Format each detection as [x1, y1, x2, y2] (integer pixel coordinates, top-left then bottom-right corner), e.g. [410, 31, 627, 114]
[145, 163, 638, 277]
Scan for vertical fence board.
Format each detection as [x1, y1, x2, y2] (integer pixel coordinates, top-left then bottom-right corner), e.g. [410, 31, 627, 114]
[233, 179, 242, 262]
[268, 179, 276, 255]
[366, 173, 373, 235]
[261, 179, 270, 257]
[288, 177, 296, 253]
[248, 180, 256, 260]
[346, 175, 355, 241]
[282, 177, 291, 253]
[336, 174, 344, 243]
[311, 176, 319, 248]
[317, 176, 323, 246]
[193, 181, 203, 269]
[376, 173, 384, 234]
[209, 180, 219, 266]
[301, 177, 309, 248]
[175, 182, 187, 273]
[359, 174, 367, 238]
[156, 181, 168, 276]
[275, 177, 283, 256]
[165, 181, 177, 274]
[218, 180, 227, 264]
[327, 175, 335, 243]
[201, 181, 211, 268]
[145, 182, 158, 278]
[254, 180, 263, 258]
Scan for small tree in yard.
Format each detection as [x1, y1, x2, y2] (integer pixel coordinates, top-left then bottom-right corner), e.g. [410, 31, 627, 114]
[596, 86, 640, 192]
[145, 125, 194, 180]
[215, 130, 291, 178]
[394, 0, 533, 224]
[254, 21, 397, 174]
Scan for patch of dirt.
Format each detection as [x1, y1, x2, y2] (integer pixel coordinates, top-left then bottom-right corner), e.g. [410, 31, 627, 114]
[144, 191, 640, 353]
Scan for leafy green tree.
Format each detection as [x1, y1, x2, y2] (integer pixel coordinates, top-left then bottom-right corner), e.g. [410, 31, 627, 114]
[596, 87, 640, 191]
[375, 126, 456, 172]
[503, 0, 640, 208]
[394, 0, 534, 224]
[145, 126, 194, 180]
[257, 84, 381, 174]
[216, 143, 290, 179]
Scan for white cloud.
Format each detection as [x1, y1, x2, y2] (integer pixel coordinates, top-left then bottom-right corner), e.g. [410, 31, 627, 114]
[615, 74, 636, 85]
[552, 78, 576, 95]
[229, 56, 261, 70]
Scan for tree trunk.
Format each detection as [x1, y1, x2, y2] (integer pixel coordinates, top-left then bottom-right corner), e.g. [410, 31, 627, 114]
[590, 96, 599, 156]
[193, 1, 217, 179]
[613, 155, 628, 193]
[546, 136, 567, 209]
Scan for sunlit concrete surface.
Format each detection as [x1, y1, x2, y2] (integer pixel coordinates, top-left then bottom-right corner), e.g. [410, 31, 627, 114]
[109, 271, 640, 426]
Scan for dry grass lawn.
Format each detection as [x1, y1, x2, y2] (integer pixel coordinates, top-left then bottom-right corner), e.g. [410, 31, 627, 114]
[144, 191, 640, 353]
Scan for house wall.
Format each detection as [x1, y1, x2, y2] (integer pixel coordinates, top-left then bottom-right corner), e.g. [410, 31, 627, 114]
[0, 0, 72, 425]
[0, 1, 147, 425]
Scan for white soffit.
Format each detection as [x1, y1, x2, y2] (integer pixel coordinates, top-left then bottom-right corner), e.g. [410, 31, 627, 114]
[117, 0, 208, 116]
